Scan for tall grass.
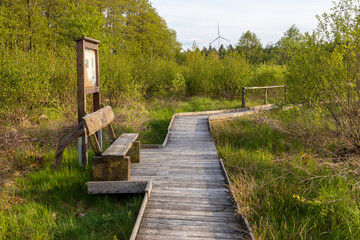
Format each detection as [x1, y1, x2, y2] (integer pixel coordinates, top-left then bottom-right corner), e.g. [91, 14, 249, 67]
[211, 114, 360, 239]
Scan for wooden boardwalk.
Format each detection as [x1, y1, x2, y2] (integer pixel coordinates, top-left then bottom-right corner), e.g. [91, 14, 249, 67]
[131, 114, 248, 240]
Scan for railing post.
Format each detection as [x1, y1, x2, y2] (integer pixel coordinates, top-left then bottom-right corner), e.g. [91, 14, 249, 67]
[242, 87, 246, 108]
[264, 88, 268, 105]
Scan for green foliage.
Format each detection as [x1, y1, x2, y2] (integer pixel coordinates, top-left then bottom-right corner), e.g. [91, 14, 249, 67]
[286, 0, 360, 148]
[182, 51, 252, 99]
[251, 64, 286, 86]
[0, 47, 76, 110]
[276, 25, 304, 64]
[211, 53, 252, 99]
[236, 30, 263, 64]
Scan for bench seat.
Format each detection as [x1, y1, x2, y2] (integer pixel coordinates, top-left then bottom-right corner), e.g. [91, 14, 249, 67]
[102, 133, 139, 159]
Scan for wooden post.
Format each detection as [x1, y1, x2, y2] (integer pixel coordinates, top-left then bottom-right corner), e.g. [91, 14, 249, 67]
[284, 86, 287, 104]
[264, 88, 268, 105]
[76, 38, 87, 167]
[242, 87, 246, 108]
[76, 37, 101, 167]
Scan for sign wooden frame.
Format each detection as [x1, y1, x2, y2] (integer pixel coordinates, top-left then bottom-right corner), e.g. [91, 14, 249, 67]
[76, 36, 102, 166]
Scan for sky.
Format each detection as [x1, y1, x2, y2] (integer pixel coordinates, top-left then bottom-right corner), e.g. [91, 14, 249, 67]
[150, 0, 335, 50]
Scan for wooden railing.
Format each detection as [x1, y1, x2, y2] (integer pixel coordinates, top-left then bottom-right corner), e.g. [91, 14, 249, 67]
[242, 85, 286, 108]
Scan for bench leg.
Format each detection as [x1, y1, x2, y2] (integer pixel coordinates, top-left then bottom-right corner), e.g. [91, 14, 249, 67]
[92, 156, 130, 181]
[127, 141, 140, 163]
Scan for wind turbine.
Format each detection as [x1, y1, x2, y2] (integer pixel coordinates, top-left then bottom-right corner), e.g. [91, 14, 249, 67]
[210, 24, 230, 49]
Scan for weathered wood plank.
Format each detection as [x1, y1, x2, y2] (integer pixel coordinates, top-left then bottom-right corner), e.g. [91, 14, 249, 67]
[151, 181, 226, 189]
[102, 133, 138, 158]
[136, 234, 238, 240]
[87, 181, 148, 194]
[148, 195, 231, 205]
[144, 208, 238, 218]
[54, 122, 85, 168]
[138, 228, 243, 239]
[142, 218, 240, 230]
[82, 106, 115, 136]
[130, 175, 225, 182]
[89, 134, 102, 155]
[130, 170, 224, 176]
[147, 202, 233, 212]
[143, 212, 237, 223]
[130, 181, 152, 240]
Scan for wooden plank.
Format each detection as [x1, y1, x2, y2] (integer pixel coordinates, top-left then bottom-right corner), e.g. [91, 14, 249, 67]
[82, 106, 115, 136]
[150, 191, 230, 200]
[137, 234, 238, 240]
[87, 181, 148, 194]
[147, 203, 233, 212]
[130, 175, 225, 182]
[102, 133, 138, 158]
[143, 212, 237, 223]
[54, 122, 85, 168]
[130, 181, 152, 240]
[144, 208, 238, 218]
[138, 228, 243, 239]
[148, 197, 232, 206]
[137, 233, 240, 240]
[130, 169, 224, 176]
[131, 166, 222, 171]
[107, 123, 116, 143]
[141, 218, 240, 230]
[151, 181, 226, 189]
[89, 134, 102, 155]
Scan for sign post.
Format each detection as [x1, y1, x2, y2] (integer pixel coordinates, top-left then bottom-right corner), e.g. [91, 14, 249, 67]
[75, 37, 102, 167]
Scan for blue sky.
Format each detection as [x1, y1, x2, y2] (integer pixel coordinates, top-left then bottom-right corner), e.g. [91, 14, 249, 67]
[150, 0, 334, 50]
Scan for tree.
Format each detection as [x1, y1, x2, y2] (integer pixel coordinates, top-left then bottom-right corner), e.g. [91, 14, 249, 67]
[276, 24, 303, 64]
[287, 0, 360, 149]
[218, 44, 226, 59]
[236, 30, 262, 64]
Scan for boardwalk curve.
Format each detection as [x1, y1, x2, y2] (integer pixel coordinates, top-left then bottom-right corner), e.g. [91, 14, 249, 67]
[131, 106, 273, 239]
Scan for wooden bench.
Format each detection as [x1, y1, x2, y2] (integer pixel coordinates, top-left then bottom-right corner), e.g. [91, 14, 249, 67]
[82, 106, 140, 181]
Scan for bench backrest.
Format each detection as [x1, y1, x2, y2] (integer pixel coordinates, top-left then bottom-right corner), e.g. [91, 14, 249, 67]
[83, 106, 115, 135]
[82, 106, 117, 155]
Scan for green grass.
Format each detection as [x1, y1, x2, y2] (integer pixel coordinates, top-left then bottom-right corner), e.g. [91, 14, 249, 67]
[211, 114, 360, 240]
[0, 150, 142, 240]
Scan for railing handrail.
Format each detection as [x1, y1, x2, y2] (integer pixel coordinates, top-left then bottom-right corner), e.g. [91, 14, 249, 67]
[243, 85, 285, 90]
[242, 85, 286, 108]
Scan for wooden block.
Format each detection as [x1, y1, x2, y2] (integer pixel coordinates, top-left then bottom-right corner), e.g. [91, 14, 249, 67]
[127, 141, 140, 163]
[92, 156, 130, 181]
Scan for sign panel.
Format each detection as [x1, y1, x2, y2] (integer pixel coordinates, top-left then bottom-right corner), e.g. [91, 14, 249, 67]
[85, 48, 97, 88]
